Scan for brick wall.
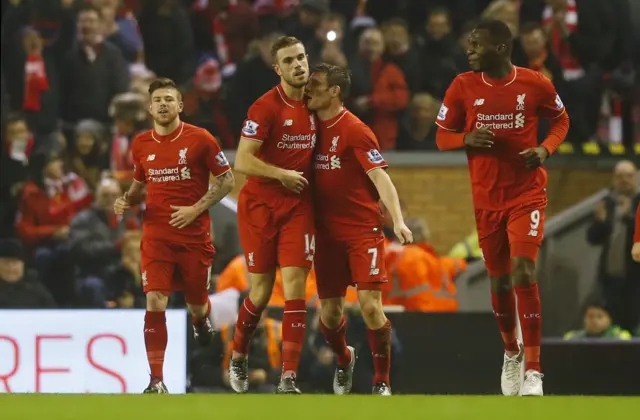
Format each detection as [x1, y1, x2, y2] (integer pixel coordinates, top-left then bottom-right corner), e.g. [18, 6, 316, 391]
[227, 167, 612, 254]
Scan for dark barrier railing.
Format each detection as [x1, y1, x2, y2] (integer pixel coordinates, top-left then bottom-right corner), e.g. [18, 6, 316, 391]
[190, 311, 640, 396]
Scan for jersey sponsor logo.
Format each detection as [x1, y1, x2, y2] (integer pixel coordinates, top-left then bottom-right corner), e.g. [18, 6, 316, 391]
[178, 148, 188, 165]
[277, 133, 316, 150]
[554, 94, 564, 110]
[147, 166, 191, 182]
[437, 104, 449, 121]
[367, 149, 384, 164]
[242, 120, 259, 136]
[315, 153, 339, 170]
[215, 151, 229, 167]
[329, 136, 339, 152]
[330, 155, 341, 169]
[473, 98, 484, 106]
[516, 93, 526, 111]
[146, 154, 156, 161]
[475, 113, 525, 130]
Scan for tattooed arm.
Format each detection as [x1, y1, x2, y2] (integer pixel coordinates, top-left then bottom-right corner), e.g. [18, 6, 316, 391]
[194, 171, 236, 214]
[169, 171, 236, 229]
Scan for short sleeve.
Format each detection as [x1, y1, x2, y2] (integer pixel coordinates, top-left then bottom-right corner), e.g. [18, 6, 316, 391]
[241, 100, 275, 142]
[202, 131, 232, 177]
[352, 126, 388, 174]
[537, 73, 566, 119]
[131, 136, 145, 183]
[435, 76, 465, 131]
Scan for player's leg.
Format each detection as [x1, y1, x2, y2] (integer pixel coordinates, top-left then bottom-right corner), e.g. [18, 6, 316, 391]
[508, 204, 546, 396]
[351, 236, 392, 396]
[179, 243, 215, 346]
[315, 237, 355, 395]
[276, 206, 315, 394]
[140, 240, 173, 394]
[230, 192, 279, 392]
[476, 210, 523, 396]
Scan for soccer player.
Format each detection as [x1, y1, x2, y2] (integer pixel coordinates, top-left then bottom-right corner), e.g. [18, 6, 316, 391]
[435, 20, 569, 397]
[230, 36, 316, 394]
[113, 78, 235, 393]
[305, 63, 412, 396]
[632, 204, 640, 262]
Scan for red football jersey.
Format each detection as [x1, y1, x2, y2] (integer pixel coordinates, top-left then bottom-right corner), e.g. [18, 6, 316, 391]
[240, 85, 316, 197]
[132, 122, 231, 243]
[437, 66, 566, 210]
[313, 109, 387, 239]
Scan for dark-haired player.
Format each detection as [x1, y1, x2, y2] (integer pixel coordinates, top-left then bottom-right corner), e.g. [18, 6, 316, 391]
[305, 63, 412, 396]
[230, 36, 315, 394]
[113, 78, 235, 393]
[436, 20, 570, 397]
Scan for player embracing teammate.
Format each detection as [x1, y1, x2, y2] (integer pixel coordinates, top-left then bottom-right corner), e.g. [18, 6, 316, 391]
[305, 63, 412, 396]
[436, 20, 570, 396]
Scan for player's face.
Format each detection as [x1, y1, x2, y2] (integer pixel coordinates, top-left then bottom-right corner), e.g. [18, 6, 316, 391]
[149, 88, 183, 126]
[305, 72, 335, 111]
[467, 29, 500, 72]
[274, 43, 310, 89]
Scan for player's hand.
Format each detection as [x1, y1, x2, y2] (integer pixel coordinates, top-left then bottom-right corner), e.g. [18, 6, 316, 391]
[463, 128, 494, 148]
[594, 200, 607, 222]
[169, 205, 200, 229]
[519, 146, 549, 169]
[278, 169, 309, 193]
[113, 193, 130, 215]
[394, 222, 413, 245]
[632, 242, 640, 263]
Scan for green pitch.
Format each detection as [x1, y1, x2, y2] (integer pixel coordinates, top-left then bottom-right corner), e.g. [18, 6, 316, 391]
[1, 394, 638, 420]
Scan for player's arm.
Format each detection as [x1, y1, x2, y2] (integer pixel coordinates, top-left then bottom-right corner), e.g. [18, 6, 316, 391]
[193, 171, 235, 215]
[353, 131, 412, 244]
[114, 143, 146, 215]
[435, 77, 494, 150]
[234, 137, 286, 180]
[521, 75, 570, 169]
[193, 133, 236, 214]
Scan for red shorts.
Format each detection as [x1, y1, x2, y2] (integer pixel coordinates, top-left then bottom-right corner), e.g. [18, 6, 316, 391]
[475, 199, 546, 277]
[140, 239, 214, 304]
[314, 233, 387, 300]
[237, 188, 315, 273]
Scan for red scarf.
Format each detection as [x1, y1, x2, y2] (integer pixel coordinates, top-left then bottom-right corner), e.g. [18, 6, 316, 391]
[542, 0, 582, 78]
[23, 54, 49, 111]
[212, 1, 239, 77]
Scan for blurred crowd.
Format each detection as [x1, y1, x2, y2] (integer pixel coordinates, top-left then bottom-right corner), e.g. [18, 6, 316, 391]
[1, 2, 639, 320]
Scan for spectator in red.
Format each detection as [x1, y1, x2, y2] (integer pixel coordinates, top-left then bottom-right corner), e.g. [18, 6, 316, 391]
[109, 92, 149, 182]
[182, 58, 235, 148]
[349, 26, 409, 150]
[16, 150, 93, 305]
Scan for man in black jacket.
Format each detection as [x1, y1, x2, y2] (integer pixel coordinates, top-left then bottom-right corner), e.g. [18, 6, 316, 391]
[587, 160, 640, 332]
[0, 238, 56, 309]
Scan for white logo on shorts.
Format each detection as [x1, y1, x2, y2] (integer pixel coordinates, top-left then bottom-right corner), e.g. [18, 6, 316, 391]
[142, 271, 148, 286]
[247, 252, 255, 267]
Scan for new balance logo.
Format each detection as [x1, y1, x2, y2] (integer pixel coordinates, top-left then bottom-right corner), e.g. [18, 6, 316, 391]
[473, 98, 485, 106]
[528, 229, 538, 237]
[147, 154, 156, 161]
[515, 113, 525, 128]
[283, 119, 293, 126]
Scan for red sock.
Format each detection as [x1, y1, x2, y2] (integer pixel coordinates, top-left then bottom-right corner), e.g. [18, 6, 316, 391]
[282, 299, 307, 375]
[319, 317, 351, 368]
[491, 289, 519, 352]
[366, 320, 392, 385]
[233, 297, 264, 355]
[515, 283, 542, 372]
[144, 311, 168, 380]
[191, 300, 211, 326]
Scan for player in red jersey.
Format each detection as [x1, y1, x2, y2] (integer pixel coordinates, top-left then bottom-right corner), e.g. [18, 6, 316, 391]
[633, 203, 640, 262]
[230, 36, 316, 394]
[305, 63, 412, 396]
[113, 78, 235, 393]
[435, 20, 570, 397]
